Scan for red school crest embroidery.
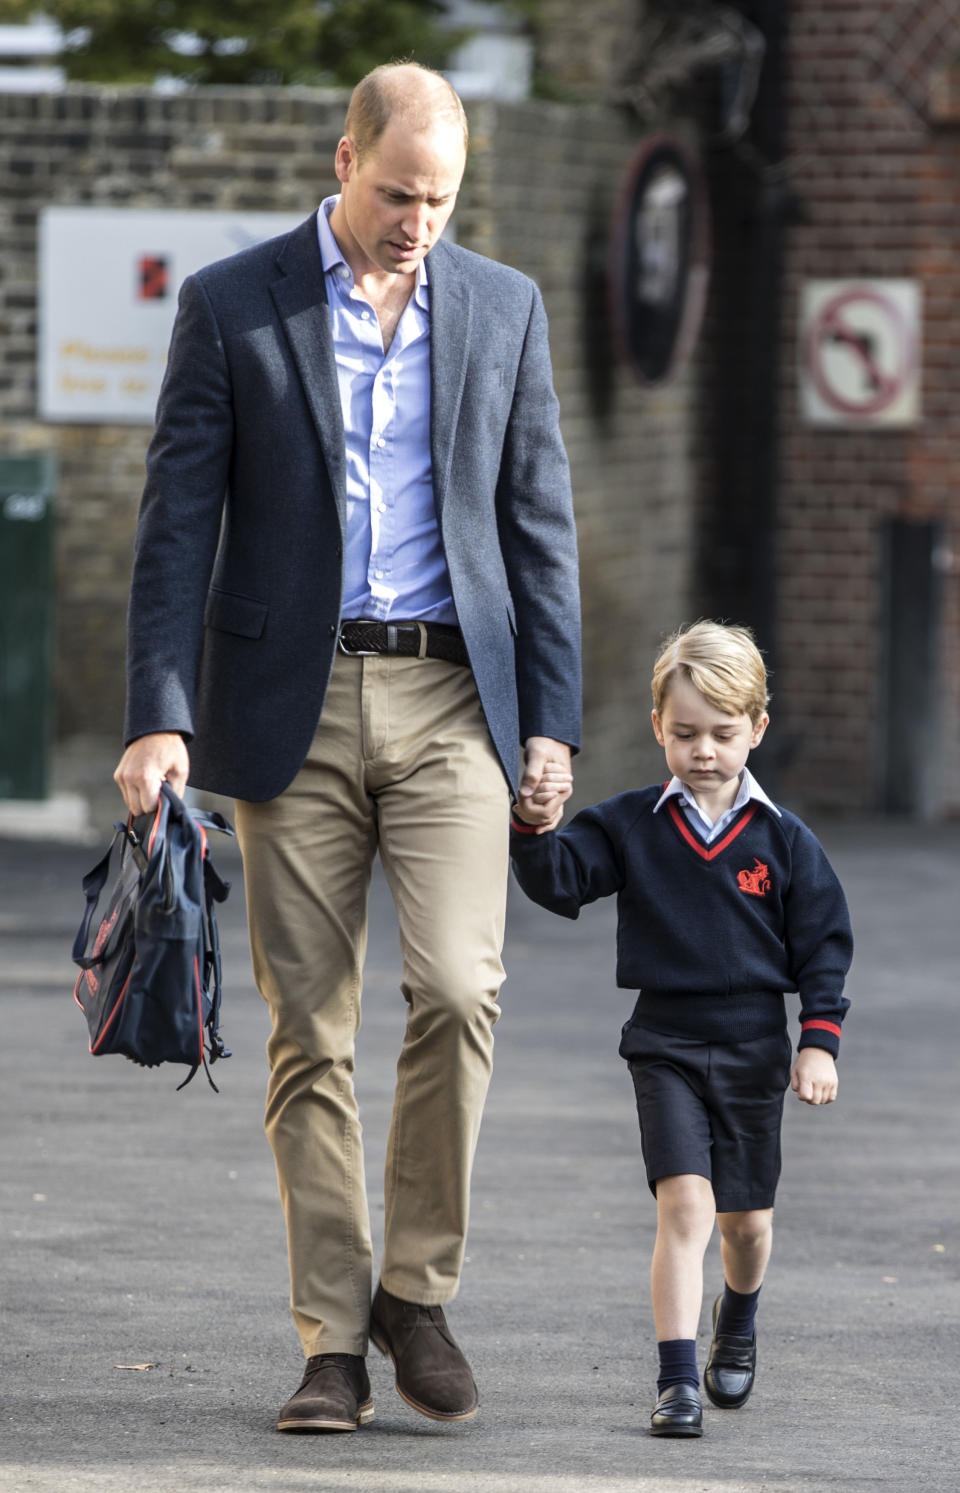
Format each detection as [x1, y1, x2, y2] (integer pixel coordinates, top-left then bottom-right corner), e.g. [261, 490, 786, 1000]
[737, 858, 771, 897]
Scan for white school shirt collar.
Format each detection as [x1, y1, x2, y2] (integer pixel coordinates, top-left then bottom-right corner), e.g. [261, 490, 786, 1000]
[653, 767, 781, 843]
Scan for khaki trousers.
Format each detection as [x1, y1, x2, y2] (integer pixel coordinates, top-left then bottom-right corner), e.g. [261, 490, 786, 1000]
[234, 651, 511, 1357]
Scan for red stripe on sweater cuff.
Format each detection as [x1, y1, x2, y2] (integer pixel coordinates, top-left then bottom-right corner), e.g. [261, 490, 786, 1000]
[510, 812, 539, 834]
[801, 1019, 842, 1039]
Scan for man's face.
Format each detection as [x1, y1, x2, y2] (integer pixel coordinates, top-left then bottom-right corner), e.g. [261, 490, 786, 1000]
[333, 116, 466, 278]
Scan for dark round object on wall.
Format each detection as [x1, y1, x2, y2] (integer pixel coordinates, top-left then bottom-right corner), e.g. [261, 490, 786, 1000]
[608, 135, 711, 386]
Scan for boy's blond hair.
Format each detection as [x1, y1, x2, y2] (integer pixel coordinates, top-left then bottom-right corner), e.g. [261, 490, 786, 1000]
[651, 620, 769, 724]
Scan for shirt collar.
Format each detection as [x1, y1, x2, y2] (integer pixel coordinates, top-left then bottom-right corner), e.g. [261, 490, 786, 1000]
[653, 766, 781, 820]
[316, 195, 429, 310]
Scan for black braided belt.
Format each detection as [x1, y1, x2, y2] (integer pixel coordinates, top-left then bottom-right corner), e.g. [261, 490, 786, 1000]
[338, 619, 469, 668]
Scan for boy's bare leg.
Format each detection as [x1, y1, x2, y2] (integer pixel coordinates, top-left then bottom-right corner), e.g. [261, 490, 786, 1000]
[649, 1173, 715, 1436]
[650, 1174, 717, 1338]
[716, 1209, 773, 1291]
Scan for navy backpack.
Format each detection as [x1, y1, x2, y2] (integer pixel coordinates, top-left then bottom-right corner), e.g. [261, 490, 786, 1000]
[72, 783, 234, 1090]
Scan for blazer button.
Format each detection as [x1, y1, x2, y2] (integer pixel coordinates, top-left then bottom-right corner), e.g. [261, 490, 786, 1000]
[328, 623, 336, 637]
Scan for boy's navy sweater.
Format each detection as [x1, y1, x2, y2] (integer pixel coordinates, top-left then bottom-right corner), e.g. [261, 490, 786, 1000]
[510, 786, 853, 1058]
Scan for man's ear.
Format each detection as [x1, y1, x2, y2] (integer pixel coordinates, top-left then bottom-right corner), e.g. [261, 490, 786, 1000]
[334, 135, 356, 185]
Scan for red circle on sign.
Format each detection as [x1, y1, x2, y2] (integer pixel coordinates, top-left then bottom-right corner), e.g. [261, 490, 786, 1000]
[805, 286, 916, 417]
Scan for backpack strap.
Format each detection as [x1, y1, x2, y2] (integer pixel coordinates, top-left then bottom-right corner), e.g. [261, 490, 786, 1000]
[180, 797, 235, 1091]
[71, 822, 146, 968]
[158, 784, 236, 1091]
[191, 807, 236, 840]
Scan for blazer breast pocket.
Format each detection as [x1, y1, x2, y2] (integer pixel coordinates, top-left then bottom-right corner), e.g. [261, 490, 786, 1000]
[204, 587, 268, 640]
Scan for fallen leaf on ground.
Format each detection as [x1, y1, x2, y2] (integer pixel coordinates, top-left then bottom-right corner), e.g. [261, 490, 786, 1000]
[115, 1363, 156, 1371]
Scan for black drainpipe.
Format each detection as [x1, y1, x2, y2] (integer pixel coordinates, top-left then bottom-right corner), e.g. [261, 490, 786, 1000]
[699, 0, 793, 785]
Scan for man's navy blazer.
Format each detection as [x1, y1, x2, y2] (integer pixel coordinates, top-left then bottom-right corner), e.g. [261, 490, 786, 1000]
[124, 213, 582, 802]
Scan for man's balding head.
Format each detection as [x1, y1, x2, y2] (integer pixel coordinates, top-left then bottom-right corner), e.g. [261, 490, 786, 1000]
[344, 62, 469, 164]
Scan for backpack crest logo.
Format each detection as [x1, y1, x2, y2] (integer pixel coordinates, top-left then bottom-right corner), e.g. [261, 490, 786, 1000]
[72, 784, 235, 1090]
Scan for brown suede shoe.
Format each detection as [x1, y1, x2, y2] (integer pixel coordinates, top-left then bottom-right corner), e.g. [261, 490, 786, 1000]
[276, 1353, 374, 1432]
[369, 1283, 479, 1421]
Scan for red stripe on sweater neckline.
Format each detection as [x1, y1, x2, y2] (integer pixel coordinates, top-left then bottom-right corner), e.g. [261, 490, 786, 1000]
[666, 798, 758, 861]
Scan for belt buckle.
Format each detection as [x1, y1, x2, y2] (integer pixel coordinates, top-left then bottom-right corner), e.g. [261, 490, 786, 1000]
[337, 623, 379, 657]
[337, 620, 429, 658]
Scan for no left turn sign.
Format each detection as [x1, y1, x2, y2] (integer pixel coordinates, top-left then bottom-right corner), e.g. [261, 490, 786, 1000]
[799, 279, 921, 427]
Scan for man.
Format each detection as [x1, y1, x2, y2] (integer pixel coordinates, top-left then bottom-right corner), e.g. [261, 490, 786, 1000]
[115, 62, 581, 1432]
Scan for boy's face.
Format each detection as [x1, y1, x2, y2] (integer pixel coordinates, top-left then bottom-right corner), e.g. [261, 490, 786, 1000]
[652, 674, 768, 811]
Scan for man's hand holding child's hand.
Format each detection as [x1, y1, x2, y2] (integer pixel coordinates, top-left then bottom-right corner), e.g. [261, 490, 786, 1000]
[514, 753, 573, 835]
[790, 1047, 838, 1106]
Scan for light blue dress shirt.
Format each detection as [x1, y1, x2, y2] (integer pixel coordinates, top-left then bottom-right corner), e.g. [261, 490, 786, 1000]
[316, 198, 457, 625]
[653, 766, 781, 843]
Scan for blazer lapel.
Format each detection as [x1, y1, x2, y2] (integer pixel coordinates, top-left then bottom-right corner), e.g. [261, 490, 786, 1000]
[269, 217, 347, 523]
[426, 242, 472, 520]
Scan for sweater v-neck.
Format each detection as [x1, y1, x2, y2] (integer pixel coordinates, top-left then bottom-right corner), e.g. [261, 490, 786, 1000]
[665, 797, 759, 862]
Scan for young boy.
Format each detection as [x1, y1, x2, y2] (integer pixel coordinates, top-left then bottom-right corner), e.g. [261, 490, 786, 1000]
[510, 620, 853, 1438]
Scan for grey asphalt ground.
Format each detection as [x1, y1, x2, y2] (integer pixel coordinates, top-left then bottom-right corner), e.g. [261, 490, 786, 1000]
[1, 813, 958, 1493]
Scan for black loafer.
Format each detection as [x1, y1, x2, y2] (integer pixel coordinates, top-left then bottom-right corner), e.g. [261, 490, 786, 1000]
[650, 1382, 703, 1437]
[703, 1295, 757, 1408]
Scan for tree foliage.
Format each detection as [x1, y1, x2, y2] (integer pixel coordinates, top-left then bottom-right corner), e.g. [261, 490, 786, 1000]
[0, 0, 469, 86]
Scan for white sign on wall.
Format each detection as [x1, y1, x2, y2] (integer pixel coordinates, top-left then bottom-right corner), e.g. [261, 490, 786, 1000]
[39, 207, 305, 423]
[799, 278, 921, 428]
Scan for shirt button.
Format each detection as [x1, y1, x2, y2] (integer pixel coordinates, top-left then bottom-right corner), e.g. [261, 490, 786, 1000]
[377, 502, 386, 513]
[375, 570, 383, 579]
[362, 311, 371, 320]
[377, 437, 386, 448]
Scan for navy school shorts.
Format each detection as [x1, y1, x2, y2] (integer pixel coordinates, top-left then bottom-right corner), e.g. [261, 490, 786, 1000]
[626, 1026, 793, 1212]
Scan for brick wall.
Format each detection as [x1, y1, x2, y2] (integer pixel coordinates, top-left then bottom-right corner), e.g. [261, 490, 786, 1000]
[0, 83, 697, 805]
[533, 0, 643, 99]
[6, 1, 958, 818]
[773, 0, 960, 813]
[0, 88, 346, 760]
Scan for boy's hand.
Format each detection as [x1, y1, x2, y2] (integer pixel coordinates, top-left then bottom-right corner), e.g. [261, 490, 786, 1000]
[513, 801, 565, 833]
[791, 1047, 838, 1106]
[516, 745, 573, 835]
[513, 766, 569, 832]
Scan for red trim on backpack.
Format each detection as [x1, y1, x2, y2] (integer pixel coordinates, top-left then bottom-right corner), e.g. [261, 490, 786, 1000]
[90, 970, 133, 1054]
[666, 799, 758, 861]
[801, 1019, 842, 1039]
[147, 799, 163, 858]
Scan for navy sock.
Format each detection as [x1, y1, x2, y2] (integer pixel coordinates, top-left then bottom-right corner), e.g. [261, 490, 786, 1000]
[656, 1338, 699, 1393]
[716, 1283, 761, 1339]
